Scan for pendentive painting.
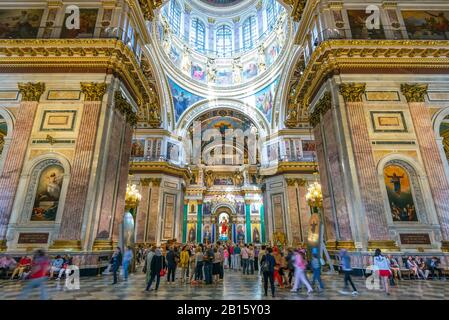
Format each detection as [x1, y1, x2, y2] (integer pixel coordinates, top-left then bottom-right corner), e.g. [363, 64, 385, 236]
[0, 9, 44, 39]
[402, 11, 449, 40]
[384, 165, 418, 222]
[60, 8, 98, 38]
[347, 10, 385, 39]
[31, 165, 64, 221]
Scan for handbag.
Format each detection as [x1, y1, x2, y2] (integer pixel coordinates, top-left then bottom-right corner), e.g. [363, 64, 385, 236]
[160, 268, 166, 276]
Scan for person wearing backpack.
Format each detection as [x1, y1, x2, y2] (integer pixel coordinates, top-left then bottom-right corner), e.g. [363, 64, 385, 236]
[260, 247, 276, 297]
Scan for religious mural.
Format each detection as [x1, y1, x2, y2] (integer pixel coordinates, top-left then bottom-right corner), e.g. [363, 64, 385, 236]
[402, 11, 449, 40]
[168, 78, 205, 121]
[266, 43, 280, 66]
[61, 8, 98, 38]
[236, 224, 245, 243]
[347, 10, 385, 39]
[187, 223, 196, 242]
[31, 165, 64, 221]
[384, 165, 418, 222]
[215, 69, 233, 85]
[0, 9, 44, 39]
[203, 223, 212, 243]
[191, 62, 206, 82]
[242, 78, 278, 122]
[242, 61, 259, 80]
[218, 212, 230, 241]
[131, 139, 145, 157]
[251, 223, 261, 244]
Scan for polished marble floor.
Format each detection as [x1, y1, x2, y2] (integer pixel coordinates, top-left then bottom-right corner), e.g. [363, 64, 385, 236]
[0, 267, 447, 300]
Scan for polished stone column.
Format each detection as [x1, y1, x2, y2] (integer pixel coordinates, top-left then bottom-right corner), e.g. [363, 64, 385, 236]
[313, 123, 337, 242]
[55, 83, 107, 247]
[135, 181, 150, 244]
[401, 84, 449, 247]
[0, 82, 45, 244]
[285, 178, 303, 244]
[143, 178, 161, 243]
[340, 83, 390, 241]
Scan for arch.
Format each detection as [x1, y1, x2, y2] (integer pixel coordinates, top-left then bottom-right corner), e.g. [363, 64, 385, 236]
[211, 203, 236, 215]
[0, 107, 14, 173]
[376, 154, 438, 226]
[432, 106, 449, 181]
[176, 99, 270, 137]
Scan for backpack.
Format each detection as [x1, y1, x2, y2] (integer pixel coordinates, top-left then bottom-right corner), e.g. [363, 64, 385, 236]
[261, 254, 270, 272]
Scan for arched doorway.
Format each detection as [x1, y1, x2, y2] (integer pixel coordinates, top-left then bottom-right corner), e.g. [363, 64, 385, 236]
[439, 114, 449, 167]
[214, 206, 233, 243]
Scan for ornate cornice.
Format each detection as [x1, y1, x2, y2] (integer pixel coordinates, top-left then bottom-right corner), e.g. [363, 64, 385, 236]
[309, 92, 331, 127]
[286, 40, 449, 127]
[291, 0, 307, 22]
[400, 83, 428, 103]
[0, 39, 159, 123]
[115, 91, 137, 126]
[18, 82, 46, 102]
[274, 161, 317, 175]
[340, 83, 366, 103]
[130, 161, 191, 180]
[138, 0, 164, 21]
[81, 82, 107, 101]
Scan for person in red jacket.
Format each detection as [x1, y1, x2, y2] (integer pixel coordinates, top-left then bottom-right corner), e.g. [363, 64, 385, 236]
[19, 249, 51, 300]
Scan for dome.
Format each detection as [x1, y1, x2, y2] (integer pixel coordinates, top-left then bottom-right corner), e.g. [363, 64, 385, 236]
[154, 0, 290, 88]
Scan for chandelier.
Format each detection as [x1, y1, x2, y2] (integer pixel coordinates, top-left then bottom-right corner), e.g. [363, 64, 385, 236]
[125, 183, 142, 208]
[305, 181, 322, 208]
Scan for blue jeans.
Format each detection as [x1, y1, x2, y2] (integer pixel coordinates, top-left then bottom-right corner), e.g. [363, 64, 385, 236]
[312, 268, 324, 289]
[123, 260, 130, 280]
[195, 262, 204, 280]
[242, 259, 248, 274]
[204, 262, 213, 284]
[19, 277, 48, 300]
[249, 259, 254, 274]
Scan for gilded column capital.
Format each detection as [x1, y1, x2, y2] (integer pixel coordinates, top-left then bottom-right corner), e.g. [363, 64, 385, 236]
[81, 82, 107, 101]
[310, 92, 331, 127]
[115, 91, 137, 126]
[340, 83, 366, 103]
[151, 178, 162, 187]
[285, 178, 297, 186]
[400, 83, 428, 103]
[140, 178, 152, 186]
[18, 82, 46, 102]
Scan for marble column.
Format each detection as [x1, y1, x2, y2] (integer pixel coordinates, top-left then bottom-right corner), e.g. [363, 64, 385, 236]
[95, 107, 126, 241]
[135, 182, 150, 244]
[145, 178, 161, 243]
[401, 84, 449, 246]
[182, 202, 188, 243]
[285, 178, 302, 244]
[245, 203, 251, 242]
[0, 82, 45, 244]
[56, 83, 107, 246]
[340, 83, 390, 241]
[313, 123, 337, 241]
[197, 203, 203, 242]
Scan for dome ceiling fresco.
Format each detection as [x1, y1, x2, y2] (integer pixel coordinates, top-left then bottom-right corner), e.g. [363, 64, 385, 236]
[199, 0, 243, 7]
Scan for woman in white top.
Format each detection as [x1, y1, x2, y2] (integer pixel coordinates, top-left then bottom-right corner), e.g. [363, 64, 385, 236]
[373, 249, 391, 295]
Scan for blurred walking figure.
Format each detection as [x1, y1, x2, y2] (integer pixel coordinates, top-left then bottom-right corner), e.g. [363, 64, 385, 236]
[19, 249, 51, 300]
[310, 248, 324, 292]
[111, 247, 122, 284]
[179, 245, 190, 284]
[339, 249, 358, 295]
[144, 246, 156, 285]
[122, 246, 133, 281]
[291, 249, 313, 294]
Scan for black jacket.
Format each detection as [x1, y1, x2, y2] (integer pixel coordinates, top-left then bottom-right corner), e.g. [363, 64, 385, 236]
[150, 255, 166, 275]
[111, 252, 122, 271]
